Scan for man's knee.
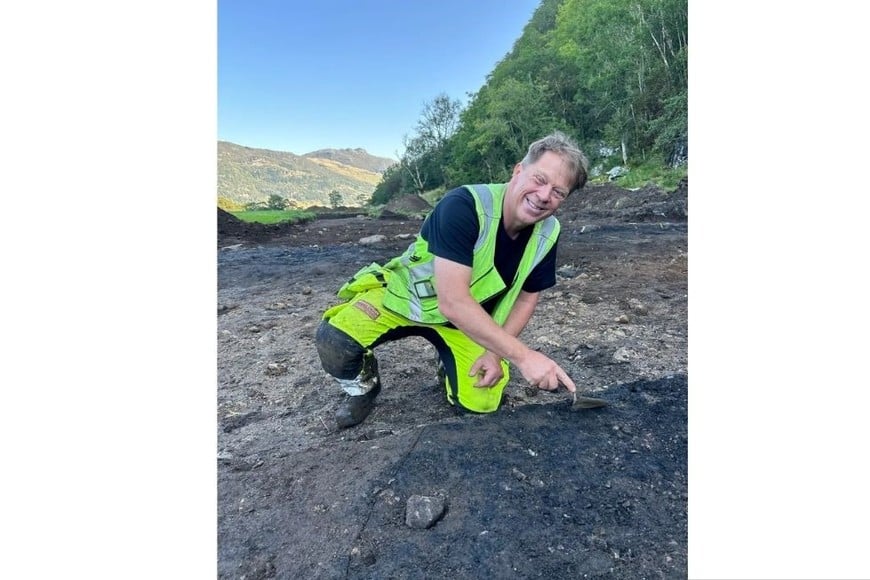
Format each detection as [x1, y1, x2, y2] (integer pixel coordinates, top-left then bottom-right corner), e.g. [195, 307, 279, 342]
[315, 320, 366, 379]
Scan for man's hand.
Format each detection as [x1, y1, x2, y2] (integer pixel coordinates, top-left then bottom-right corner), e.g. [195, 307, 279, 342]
[469, 350, 504, 388]
[516, 349, 576, 393]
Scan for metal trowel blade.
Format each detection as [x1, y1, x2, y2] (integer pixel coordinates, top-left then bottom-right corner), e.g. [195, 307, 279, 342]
[571, 394, 608, 410]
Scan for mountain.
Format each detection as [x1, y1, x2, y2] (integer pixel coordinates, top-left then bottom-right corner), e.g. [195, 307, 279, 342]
[217, 141, 396, 209]
[303, 148, 395, 173]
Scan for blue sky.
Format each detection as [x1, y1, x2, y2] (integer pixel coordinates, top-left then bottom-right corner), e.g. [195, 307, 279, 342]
[218, 0, 541, 159]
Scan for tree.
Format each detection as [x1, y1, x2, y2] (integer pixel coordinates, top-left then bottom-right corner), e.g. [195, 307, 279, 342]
[329, 190, 343, 209]
[451, 0, 687, 171]
[376, 0, 687, 194]
[400, 134, 431, 194]
[371, 163, 404, 206]
[415, 93, 462, 151]
[244, 201, 267, 211]
[266, 194, 288, 210]
[402, 93, 463, 192]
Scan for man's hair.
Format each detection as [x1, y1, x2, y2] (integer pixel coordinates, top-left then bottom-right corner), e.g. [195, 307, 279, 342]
[521, 131, 590, 194]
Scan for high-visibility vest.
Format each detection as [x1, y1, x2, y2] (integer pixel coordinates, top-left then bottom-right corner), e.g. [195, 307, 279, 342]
[381, 183, 560, 325]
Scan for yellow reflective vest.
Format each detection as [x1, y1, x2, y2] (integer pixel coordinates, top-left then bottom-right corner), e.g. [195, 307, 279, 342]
[381, 183, 560, 325]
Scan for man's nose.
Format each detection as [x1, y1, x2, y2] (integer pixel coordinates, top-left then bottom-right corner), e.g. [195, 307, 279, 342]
[538, 185, 555, 202]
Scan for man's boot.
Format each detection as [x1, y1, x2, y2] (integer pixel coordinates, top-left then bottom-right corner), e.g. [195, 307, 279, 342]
[335, 354, 381, 428]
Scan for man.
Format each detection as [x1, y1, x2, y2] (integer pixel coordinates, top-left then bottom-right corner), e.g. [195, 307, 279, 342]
[315, 131, 589, 428]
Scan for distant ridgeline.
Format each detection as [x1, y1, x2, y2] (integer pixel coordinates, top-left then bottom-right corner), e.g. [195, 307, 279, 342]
[217, 141, 396, 210]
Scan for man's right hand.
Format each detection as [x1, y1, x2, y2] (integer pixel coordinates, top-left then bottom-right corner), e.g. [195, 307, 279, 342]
[516, 349, 576, 393]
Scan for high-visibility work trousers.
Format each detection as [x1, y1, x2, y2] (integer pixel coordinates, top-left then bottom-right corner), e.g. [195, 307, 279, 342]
[315, 287, 509, 413]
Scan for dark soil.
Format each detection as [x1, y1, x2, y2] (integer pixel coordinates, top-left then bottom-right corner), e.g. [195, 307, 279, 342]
[217, 180, 688, 578]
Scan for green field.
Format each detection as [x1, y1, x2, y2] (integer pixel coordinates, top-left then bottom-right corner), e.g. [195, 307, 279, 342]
[229, 209, 316, 225]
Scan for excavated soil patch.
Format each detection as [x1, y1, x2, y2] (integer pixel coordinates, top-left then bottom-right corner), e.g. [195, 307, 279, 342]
[217, 180, 688, 578]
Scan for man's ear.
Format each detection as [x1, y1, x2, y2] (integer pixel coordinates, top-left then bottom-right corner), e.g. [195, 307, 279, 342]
[512, 162, 523, 177]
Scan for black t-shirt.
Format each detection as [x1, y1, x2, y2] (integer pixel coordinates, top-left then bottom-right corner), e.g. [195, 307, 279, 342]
[420, 186, 558, 313]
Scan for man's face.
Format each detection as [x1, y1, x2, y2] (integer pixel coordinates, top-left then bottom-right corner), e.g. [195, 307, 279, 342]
[503, 151, 573, 235]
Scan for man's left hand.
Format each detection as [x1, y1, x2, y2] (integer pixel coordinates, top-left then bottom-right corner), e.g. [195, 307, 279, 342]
[469, 351, 504, 388]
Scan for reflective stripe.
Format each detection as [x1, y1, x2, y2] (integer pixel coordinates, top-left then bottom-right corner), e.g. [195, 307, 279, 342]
[397, 239, 434, 321]
[533, 218, 557, 265]
[469, 184, 495, 252]
[491, 215, 559, 324]
[408, 291, 423, 321]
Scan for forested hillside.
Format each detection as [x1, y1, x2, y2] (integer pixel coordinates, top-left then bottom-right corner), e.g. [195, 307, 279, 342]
[373, 0, 687, 204]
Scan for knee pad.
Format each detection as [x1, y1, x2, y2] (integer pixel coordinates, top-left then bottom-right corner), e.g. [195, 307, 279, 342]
[315, 320, 367, 379]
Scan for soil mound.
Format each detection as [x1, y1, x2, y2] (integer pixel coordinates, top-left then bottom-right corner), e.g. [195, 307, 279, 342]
[217, 207, 250, 236]
[380, 194, 433, 218]
[562, 180, 688, 223]
[217, 207, 275, 239]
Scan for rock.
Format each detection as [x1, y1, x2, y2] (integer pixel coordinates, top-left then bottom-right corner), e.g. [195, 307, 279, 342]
[221, 410, 263, 433]
[378, 489, 402, 506]
[266, 362, 288, 376]
[350, 545, 377, 566]
[360, 234, 387, 245]
[613, 347, 635, 362]
[616, 314, 630, 324]
[302, 286, 312, 295]
[607, 165, 628, 181]
[405, 495, 446, 529]
[535, 335, 561, 347]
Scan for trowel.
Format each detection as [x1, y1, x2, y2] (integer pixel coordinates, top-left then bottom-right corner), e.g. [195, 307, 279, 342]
[570, 390, 608, 410]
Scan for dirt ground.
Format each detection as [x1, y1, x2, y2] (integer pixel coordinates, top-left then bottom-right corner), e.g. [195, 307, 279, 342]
[217, 180, 688, 578]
